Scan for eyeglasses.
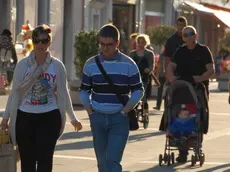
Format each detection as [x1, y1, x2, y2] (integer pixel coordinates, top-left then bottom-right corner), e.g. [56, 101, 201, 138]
[33, 38, 50, 44]
[183, 32, 195, 38]
[99, 42, 115, 48]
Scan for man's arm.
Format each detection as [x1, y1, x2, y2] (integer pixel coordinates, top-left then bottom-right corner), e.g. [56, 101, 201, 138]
[165, 47, 181, 83]
[198, 63, 215, 82]
[122, 62, 144, 113]
[79, 60, 93, 114]
[166, 62, 177, 83]
[164, 56, 171, 74]
[163, 39, 172, 74]
[193, 46, 215, 82]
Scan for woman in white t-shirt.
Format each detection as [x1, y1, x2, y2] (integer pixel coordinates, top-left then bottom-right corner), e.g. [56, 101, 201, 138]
[0, 24, 82, 172]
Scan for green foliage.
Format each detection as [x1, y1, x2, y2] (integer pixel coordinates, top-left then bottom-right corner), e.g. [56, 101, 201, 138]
[74, 30, 99, 78]
[219, 29, 230, 51]
[146, 25, 176, 47]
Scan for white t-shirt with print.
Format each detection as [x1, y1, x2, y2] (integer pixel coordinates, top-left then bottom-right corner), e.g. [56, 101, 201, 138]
[19, 63, 58, 113]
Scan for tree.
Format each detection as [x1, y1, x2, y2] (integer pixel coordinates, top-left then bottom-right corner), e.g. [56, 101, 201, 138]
[74, 30, 99, 78]
[146, 25, 176, 48]
[219, 29, 230, 51]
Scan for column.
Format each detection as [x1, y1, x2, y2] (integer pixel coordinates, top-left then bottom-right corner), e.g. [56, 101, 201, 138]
[37, 0, 49, 24]
[49, 0, 64, 60]
[84, 0, 90, 31]
[16, 0, 24, 35]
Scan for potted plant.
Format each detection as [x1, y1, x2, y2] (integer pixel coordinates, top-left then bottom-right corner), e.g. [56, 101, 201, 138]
[147, 24, 176, 51]
[146, 25, 176, 96]
[69, 30, 99, 105]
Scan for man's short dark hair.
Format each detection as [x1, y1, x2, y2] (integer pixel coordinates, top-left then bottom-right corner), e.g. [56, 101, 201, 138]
[99, 24, 120, 42]
[176, 16, 188, 25]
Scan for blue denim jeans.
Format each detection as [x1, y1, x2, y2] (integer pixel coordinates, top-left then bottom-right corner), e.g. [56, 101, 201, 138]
[89, 111, 129, 172]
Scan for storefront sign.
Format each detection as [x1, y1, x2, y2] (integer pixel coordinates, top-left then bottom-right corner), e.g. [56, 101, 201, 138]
[113, 0, 136, 5]
[89, 0, 105, 9]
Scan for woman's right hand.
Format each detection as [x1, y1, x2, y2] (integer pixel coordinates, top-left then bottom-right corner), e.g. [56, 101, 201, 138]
[70, 120, 83, 132]
[0, 119, 9, 130]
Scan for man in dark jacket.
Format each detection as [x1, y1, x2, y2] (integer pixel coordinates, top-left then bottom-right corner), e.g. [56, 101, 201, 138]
[153, 16, 187, 110]
[166, 25, 214, 163]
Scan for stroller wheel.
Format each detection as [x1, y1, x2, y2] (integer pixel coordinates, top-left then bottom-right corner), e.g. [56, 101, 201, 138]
[143, 115, 149, 129]
[191, 155, 196, 166]
[159, 154, 163, 166]
[167, 154, 171, 166]
[200, 153, 205, 167]
[171, 152, 175, 164]
[164, 153, 168, 164]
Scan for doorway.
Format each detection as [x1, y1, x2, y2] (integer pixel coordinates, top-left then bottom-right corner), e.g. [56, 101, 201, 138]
[113, 4, 135, 54]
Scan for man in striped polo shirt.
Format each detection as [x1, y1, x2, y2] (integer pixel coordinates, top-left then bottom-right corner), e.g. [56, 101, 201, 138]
[80, 24, 144, 172]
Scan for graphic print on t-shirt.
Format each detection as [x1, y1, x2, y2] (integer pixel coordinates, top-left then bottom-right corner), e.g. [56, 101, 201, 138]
[25, 72, 56, 105]
[29, 78, 51, 105]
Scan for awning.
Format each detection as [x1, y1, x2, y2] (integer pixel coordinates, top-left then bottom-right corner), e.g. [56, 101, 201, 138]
[183, 1, 214, 14]
[214, 10, 230, 28]
[183, 1, 230, 28]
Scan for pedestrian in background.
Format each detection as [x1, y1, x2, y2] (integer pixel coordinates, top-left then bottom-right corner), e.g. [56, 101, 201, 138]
[0, 24, 82, 172]
[0, 29, 18, 85]
[153, 16, 188, 110]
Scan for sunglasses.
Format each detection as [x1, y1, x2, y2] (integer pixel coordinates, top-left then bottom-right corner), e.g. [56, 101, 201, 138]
[183, 32, 195, 38]
[33, 38, 50, 44]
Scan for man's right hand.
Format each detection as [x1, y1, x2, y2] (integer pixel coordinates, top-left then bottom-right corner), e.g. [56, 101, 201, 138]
[0, 119, 9, 130]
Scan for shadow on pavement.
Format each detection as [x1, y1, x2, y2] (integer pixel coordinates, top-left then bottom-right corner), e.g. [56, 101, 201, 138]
[135, 163, 204, 172]
[198, 163, 230, 172]
[73, 104, 85, 111]
[128, 131, 164, 143]
[59, 131, 92, 140]
[56, 131, 94, 150]
[55, 140, 94, 151]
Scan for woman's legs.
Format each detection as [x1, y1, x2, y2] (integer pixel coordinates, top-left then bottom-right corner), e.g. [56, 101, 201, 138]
[16, 109, 61, 172]
[16, 110, 37, 172]
[36, 109, 61, 172]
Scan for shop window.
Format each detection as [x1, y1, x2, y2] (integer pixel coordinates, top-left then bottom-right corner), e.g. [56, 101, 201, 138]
[93, 14, 100, 30]
[113, 5, 135, 54]
[145, 15, 161, 30]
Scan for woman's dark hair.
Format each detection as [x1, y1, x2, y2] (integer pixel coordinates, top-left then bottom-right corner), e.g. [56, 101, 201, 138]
[32, 24, 52, 41]
[176, 16, 188, 25]
[1, 29, 12, 37]
[99, 24, 120, 42]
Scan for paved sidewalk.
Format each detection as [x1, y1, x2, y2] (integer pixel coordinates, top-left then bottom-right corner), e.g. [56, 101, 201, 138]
[1, 82, 230, 171]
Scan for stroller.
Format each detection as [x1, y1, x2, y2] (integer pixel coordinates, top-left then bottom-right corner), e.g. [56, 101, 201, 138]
[135, 72, 161, 129]
[159, 80, 209, 167]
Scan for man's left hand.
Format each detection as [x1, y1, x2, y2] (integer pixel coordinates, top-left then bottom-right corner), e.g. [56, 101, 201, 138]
[193, 75, 203, 83]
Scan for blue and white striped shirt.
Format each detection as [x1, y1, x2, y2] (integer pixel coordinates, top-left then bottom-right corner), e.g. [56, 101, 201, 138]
[80, 51, 144, 114]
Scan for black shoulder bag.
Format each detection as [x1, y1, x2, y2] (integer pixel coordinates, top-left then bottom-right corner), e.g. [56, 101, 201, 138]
[95, 56, 139, 131]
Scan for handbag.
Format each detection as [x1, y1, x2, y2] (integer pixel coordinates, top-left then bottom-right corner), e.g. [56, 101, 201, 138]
[0, 130, 17, 172]
[95, 56, 139, 131]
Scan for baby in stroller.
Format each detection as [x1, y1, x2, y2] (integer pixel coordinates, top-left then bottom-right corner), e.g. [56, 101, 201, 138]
[167, 104, 197, 145]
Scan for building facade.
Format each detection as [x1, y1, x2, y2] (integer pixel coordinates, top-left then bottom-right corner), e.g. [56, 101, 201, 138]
[144, 0, 177, 31]
[174, 0, 230, 57]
